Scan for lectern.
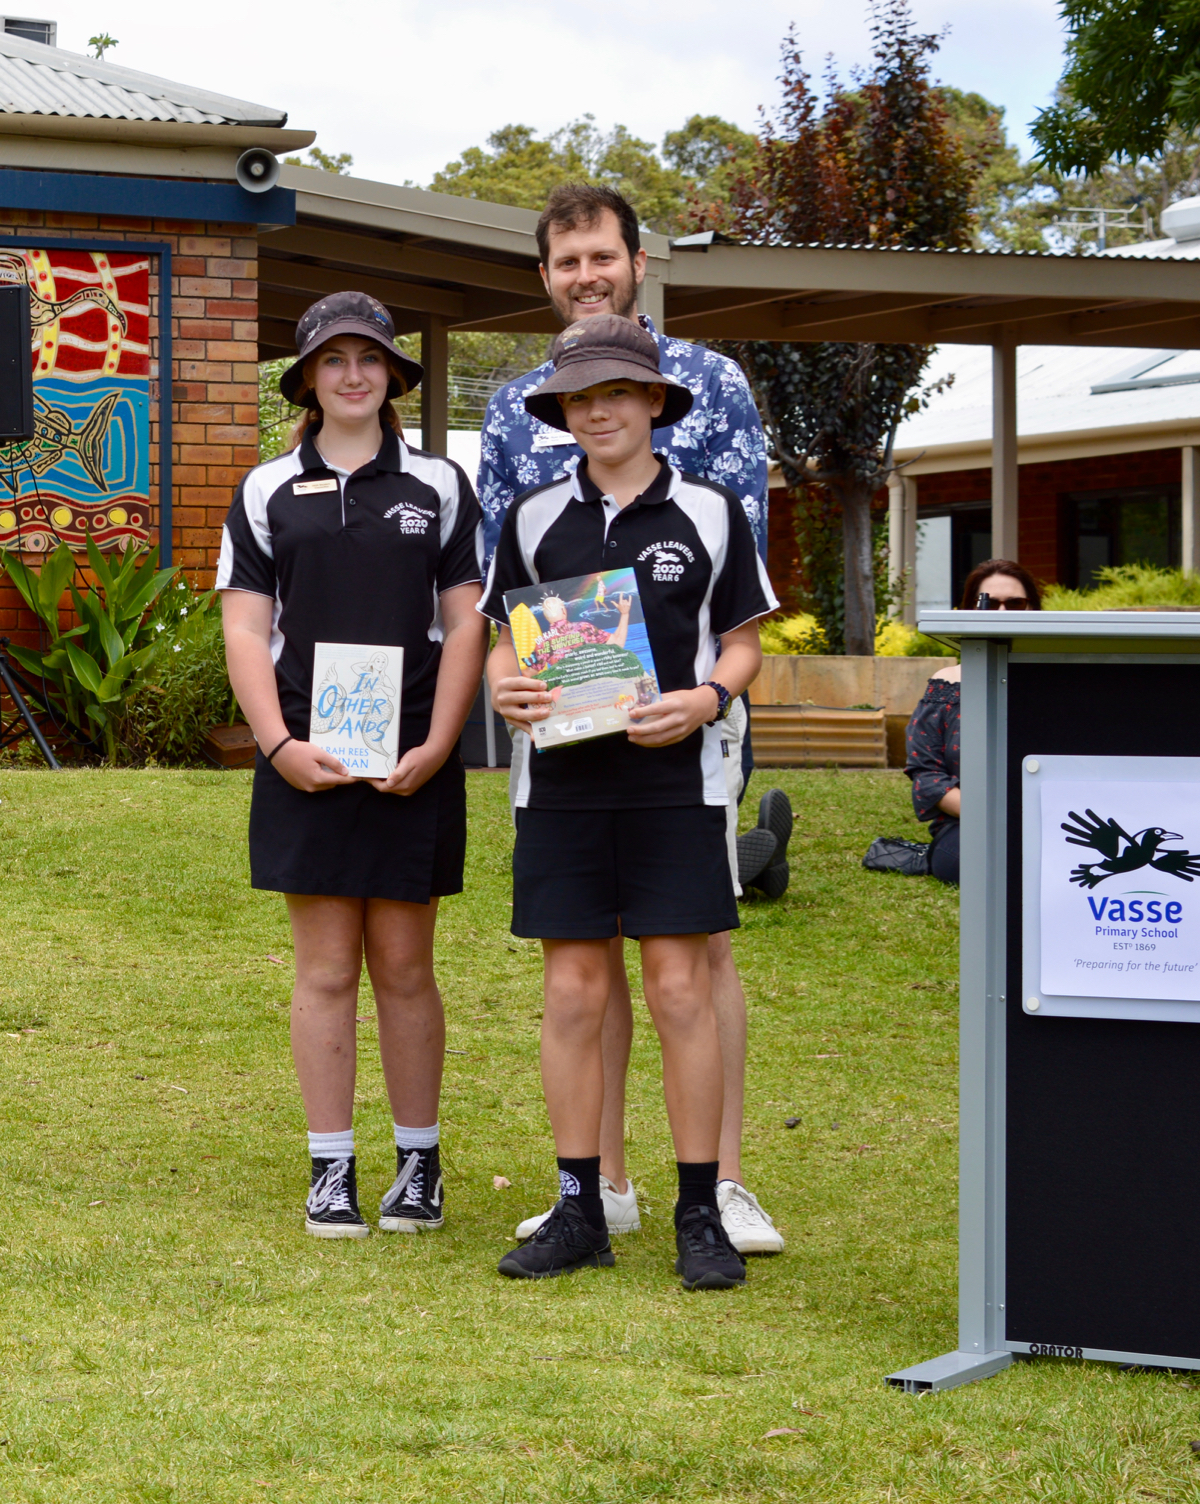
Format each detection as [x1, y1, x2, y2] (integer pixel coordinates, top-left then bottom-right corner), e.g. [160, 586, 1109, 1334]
[887, 611, 1200, 1392]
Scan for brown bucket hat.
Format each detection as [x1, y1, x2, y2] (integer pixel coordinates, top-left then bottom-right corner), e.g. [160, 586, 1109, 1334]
[524, 314, 694, 431]
[279, 291, 423, 407]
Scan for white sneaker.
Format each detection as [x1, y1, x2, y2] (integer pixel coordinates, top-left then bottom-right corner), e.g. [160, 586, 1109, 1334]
[514, 1175, 642, 1240]
[717, 1179, 785, 1255]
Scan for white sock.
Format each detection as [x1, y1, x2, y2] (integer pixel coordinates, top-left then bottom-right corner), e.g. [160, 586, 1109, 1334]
[308, 1128, 354, 1161]
[394, 1122, 439, 1150]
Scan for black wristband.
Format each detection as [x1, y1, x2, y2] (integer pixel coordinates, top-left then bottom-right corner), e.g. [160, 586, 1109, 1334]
[265, 734, 294, 763]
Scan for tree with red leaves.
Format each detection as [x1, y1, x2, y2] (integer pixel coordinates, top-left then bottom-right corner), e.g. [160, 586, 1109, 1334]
[717, 1, 976, 654]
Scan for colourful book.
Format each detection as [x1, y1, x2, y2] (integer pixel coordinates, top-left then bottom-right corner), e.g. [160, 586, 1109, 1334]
[309, 642, 403, 778]
[503, 568, 661, 749]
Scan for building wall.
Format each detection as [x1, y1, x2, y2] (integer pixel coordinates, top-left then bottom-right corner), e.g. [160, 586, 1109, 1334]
[765, 446, 1188, 608]
[0, 209, 257, 645]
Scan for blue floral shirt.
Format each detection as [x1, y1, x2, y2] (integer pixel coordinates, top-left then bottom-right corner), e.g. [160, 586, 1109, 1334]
[476, 316, 769, 563]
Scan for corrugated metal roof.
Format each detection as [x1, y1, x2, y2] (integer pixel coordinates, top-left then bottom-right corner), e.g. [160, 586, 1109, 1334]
[0, 31, 287, 126]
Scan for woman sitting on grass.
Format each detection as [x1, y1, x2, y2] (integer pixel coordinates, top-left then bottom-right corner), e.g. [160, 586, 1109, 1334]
[905, 558, 1042, 885]
[218, 292, 486, 1239]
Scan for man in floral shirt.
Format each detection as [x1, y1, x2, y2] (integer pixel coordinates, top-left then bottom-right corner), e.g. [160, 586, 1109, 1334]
[482, 183, 785, 1260]
[477, 216, 768, 565]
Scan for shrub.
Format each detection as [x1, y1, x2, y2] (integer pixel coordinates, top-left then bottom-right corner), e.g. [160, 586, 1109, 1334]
[118, 581, 237, 765]
[1043, 564, 1200, 610]
[760, 612, 955, 657]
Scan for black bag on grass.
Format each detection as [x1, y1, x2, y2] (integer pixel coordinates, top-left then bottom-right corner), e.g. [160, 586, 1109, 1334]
[862, 836, 932, 877]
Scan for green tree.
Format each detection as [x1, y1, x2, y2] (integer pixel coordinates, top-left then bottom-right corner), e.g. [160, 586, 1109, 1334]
[283, 147, 353, 174]
[1031, 1, 1200, 175]
[430, 114, 758, 235]
[716, 2, 975, 655]
[88, 33, 117, 59]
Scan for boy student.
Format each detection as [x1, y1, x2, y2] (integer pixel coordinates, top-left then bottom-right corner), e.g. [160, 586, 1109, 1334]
[480, 315, 779, 1287]
[479, 183, 789, 1257]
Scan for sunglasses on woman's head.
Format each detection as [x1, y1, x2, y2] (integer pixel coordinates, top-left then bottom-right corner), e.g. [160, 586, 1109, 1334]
[976, 592, 1030, 610]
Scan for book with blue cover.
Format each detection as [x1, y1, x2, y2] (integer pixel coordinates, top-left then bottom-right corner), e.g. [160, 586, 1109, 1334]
[503, 567, 660, 749]
[309, 642, 403, 777]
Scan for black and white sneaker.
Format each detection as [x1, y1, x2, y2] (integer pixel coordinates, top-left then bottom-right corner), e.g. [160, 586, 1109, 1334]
[675, 1205, 747, 1290]
[305, 1156, 369, 1239]
[379, 1145, 444, 1232]
[497, 1198, 615, 1280]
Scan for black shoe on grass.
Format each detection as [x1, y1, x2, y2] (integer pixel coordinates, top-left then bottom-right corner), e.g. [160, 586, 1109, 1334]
[747, 789, 793, 899]
[758, 788, 793, 864]
[305, 1156, 369, 1239]
[498, 1198, 615, 1279]
[675, 1205, 747, 1290]
[379, 1145, 444, 1232]
[736, 826, 778, 889]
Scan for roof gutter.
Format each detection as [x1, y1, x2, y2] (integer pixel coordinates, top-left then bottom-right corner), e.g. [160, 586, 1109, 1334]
[0, 113, 315, 150]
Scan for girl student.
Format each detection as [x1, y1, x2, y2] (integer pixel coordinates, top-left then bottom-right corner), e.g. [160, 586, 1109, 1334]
[218, 293, 487, 1238]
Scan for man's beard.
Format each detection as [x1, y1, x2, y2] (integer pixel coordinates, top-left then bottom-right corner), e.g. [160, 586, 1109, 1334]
[551, 268, 639, 325]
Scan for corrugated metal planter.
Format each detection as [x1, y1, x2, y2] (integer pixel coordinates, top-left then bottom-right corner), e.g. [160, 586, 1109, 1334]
[749, 655, 955, 768]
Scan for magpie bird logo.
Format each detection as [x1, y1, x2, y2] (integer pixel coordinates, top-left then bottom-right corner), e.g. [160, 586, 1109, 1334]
[1062, 808, 1200, 888]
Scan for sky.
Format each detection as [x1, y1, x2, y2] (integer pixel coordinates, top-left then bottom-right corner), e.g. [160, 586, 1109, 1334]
[43, 0, 1069, 186]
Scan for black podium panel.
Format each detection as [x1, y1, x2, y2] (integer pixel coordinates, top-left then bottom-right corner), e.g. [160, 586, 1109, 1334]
[1005, 661, 1200, 1358]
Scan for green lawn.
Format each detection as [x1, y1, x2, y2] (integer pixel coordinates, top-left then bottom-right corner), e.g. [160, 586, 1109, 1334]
[1, 766, 1198, 1502]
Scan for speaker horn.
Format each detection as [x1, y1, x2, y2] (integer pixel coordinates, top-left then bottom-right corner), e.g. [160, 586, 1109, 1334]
[235, 148, 280, 194]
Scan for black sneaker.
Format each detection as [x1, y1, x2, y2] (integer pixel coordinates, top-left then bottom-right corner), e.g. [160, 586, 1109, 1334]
[748, 789, 793, 899]
[675, 1205, 747, 1289]
[305, 1156, 369, 1239]
[498, 1198, 615, 1279]
[758, 788, 793, 863]
[379, 1145, 444, 1232]
[736, 826, 778, 888]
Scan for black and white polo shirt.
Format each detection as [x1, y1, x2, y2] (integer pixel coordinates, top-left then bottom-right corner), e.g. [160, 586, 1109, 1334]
[217, 424, 484, 742]
[479, 456, 778, 810]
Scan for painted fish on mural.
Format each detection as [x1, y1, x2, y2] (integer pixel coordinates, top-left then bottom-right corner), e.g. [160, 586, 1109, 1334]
[0, 247, 149, 554]
[0, 391, 121, 494]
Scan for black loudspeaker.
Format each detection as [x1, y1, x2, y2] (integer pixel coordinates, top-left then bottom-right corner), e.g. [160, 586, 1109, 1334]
[0, 283, 33, 441]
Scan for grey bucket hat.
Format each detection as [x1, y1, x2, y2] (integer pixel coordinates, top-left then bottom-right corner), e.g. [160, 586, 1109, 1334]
[523, 314, 693, 431]
[279, 291, 422, 407]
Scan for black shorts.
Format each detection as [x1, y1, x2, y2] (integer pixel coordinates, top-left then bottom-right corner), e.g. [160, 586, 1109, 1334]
[248, 744, 466, 903]
[512, 805, 738, 940]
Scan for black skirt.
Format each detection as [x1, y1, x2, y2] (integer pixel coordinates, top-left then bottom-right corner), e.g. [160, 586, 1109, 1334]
[248, 738, 467, 903]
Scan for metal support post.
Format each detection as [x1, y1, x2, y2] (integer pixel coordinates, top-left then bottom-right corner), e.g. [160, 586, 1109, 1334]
[420, 315, 449, 457]
[886, 637, 1012, 1392]
[991, 335, 1019, 561]
[1183, 447, 1200, 576]
[887, 472, 918, 625]
[483, 672, 496, 768]
[637, 271, 665, 328]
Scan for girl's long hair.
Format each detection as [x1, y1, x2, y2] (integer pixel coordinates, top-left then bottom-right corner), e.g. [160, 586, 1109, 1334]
[286, 348, 409, 450]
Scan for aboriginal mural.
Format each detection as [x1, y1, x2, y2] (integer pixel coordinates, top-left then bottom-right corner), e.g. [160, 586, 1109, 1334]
[0, 248, 150, 553]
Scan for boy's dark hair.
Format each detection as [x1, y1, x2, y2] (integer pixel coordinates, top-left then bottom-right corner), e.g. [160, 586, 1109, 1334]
[536, 184, 641, 266]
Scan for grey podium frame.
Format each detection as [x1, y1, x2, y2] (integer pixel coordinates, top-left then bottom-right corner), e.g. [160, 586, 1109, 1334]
[885, 610, 1200, 1394]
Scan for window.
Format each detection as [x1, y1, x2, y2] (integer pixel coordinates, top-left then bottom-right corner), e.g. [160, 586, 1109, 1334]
[1, 17, 56, 45]
[1059, 486, 1181, 588]
[916, 500, 992, 610]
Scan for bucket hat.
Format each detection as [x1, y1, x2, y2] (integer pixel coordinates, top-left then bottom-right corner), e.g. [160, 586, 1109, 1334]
[523, 314, 693, 431]
[279, 291, 422, 407]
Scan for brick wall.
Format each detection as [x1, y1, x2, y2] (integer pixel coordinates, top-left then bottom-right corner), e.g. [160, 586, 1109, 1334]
[764, 447, 1189, 611]
[911, 447, 1184, 586]
[0, 210, 257, 646]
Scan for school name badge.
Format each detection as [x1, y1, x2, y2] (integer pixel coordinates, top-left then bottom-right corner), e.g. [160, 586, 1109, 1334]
[503, 568, 660, 750]
[1022, 755, 1200, 1023]
[309, 642, 403, 779]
